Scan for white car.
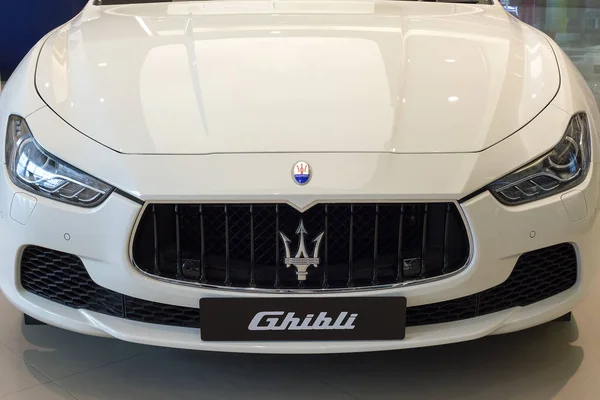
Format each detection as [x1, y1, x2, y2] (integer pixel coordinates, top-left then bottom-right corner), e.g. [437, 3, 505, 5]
[0, 0, 598, 354]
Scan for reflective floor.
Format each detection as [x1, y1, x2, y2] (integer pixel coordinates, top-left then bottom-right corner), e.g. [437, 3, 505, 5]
[3, 2, 600, 399]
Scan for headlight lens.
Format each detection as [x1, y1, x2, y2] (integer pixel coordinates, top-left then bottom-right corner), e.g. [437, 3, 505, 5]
[489, 113, 591, 205]
[5, 115, 113, 207]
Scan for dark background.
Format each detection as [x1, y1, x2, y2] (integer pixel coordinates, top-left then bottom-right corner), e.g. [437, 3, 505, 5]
[0, 0, 87, 79]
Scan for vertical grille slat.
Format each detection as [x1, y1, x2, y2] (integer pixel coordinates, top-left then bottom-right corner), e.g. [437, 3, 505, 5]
[323, 205, 329, 289]
[420, 205, 428, 278]
[249, 205, 256, 287]
[133, 202, 469, 290]
[199, 205, 206, 283]
[347, 205, 355, 288]
[152, 204, 160, 276]
[174, 205, 183, 280]
[224, 205, 231, 286]
[275, 204, 280, 288]
[372, 205, 379, 285]
[396, 205, 405, 283]
[442, 204, 451, 274]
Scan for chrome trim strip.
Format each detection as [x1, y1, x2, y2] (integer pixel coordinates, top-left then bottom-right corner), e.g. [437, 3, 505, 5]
[127, 200, 475, 294]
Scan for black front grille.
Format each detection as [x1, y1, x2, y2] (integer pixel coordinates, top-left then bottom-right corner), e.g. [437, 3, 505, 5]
[132, 203, 470, 290]
[20, 243, 577, 329]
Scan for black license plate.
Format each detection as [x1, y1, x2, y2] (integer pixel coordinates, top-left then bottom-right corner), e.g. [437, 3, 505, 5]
[200, 297, 406, 341]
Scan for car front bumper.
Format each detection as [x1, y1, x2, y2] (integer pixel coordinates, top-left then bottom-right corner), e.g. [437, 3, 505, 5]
[1, 150, 599, 353]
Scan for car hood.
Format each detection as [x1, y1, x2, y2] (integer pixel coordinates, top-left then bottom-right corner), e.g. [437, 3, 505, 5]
[35, 1, 560, 155]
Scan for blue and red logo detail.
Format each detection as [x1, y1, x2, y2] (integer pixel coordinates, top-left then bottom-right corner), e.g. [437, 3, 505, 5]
[293, 162, 311, 185]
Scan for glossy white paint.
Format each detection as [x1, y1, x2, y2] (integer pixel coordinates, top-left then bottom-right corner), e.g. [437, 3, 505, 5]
[0, 0, 599, 353]
[35, 1, 559, 154]
[23, 101, 574, 206]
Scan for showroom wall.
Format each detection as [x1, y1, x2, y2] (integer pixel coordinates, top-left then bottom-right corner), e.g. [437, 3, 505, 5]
[0, 0, 87, 79]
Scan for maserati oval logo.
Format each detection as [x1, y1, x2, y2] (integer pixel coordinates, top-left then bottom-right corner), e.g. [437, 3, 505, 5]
[292, 161, 311, 185]
[279, 220, 324, 281]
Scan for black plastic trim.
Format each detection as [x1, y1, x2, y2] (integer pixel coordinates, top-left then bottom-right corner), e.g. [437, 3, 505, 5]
[458, 187, 489, 204]
[115, 189, 144, 205]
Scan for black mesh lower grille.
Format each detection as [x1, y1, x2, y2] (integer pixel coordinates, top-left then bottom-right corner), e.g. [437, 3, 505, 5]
[124, 297, 200, 326]
[20, 244, 577, 329]
[407, 242, 578, 326]
[20, 246, 124, 317]
[477, 243, 578, 315]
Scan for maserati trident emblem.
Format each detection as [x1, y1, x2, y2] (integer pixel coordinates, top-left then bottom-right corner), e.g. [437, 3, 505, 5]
[279, 220, 324, 281]
[292, 161, 311, 185]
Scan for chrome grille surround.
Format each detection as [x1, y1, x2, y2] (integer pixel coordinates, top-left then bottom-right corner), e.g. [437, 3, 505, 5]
[129, 201, 473, 293]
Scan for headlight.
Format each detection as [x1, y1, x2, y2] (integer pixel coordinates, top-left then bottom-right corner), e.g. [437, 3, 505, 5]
[5, 115, 113, 207]
[489, 113, 591, 205]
